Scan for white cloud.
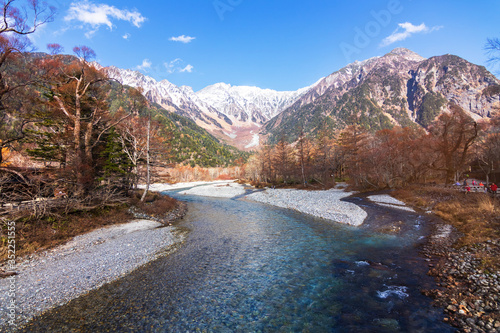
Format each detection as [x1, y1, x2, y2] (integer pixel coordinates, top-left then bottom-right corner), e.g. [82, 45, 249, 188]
[380, 22, 442, 47]
[180, 64, 194, 73]
[164, 59, 194, 74]
[169, 35, 196, 43]
[85, 28, 98, 39]
[136, 59, 152, 71]
[165, 58, 182, 74]
[122, 33, 131, 39]
[65, 1, 146, 37]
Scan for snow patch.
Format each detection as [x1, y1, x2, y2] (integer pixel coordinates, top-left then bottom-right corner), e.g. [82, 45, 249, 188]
[245, 133, 260, 149]
[223, 131, 237, 139]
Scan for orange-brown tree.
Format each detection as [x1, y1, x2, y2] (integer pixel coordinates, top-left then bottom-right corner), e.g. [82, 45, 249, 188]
[337, 124, 370, 187]
[255, 144, 274, 183]
[475, 112, 500, 184]
[356, 127, 430, 188]
[314, 128, 339, 185]
[272, 138, 293, 183]
[428, 103, 478, 184]
[296, 130, 314, 186]
[34, 46, 130, 195]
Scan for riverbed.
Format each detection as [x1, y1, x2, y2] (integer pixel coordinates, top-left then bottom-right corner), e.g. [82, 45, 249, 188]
[16, 187, 454, 332]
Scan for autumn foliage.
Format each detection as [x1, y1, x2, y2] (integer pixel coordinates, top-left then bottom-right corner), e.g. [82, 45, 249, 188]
[248, 103, 500, 189]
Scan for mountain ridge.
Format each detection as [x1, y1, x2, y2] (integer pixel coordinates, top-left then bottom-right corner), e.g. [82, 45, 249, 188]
[263, 48, 500, 143]
[106, 66, 315, 149]
[106, 48, 500, 148]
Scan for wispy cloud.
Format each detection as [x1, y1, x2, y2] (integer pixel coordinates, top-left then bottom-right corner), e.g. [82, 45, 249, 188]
[165, 58, 181, 74]
[164, 58, 194, 74]
[122, 33, 131, 40]
[180, 64, 194, 73]
[380, 22, 442, 47]
[169, 35, 196, 44]
[136, 59, 152, 71]
[65, 1, 146, 37]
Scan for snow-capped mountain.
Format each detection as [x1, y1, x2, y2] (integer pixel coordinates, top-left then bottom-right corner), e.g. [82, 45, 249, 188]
[195, 82, 314, 123]
[264, 48, 500, 143]
[108, 48, 499, 149]
[106, 66, 314, 149]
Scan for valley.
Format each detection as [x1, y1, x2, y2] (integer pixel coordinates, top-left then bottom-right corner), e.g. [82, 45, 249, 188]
[1, 2, 499, 332]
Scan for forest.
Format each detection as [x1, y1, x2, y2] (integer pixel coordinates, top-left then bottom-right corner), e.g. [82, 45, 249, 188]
[247, 101, 500, 189]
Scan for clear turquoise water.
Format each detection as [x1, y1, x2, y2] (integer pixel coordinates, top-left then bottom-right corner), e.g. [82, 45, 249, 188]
[20, 192, 453, 332]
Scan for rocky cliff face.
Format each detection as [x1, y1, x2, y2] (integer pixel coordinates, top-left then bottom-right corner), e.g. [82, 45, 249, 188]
[263, 48, 500, 143]
[408, 54, 499, 125]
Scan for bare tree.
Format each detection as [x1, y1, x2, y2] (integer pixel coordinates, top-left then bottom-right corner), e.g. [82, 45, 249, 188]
[475, 112, 500, 184]
[140, 115, 151, 202]
[0, 0, 55, 35]
[0, 0, 56, 164]
[429, 103, 478, 184]
[486, 38, 500, 69]
[47, 43, 64, 55]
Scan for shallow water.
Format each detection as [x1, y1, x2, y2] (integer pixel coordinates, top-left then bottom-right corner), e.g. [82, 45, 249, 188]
[20, 192, 453, 332]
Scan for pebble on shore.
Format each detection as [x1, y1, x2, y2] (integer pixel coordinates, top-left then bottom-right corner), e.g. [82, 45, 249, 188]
[422, 237, 500, 333]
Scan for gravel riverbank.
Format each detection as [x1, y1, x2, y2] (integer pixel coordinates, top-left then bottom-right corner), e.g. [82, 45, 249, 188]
[422, 231, 500, 332]
[246, 188, 368, 226]
[0, 217, 186, 330]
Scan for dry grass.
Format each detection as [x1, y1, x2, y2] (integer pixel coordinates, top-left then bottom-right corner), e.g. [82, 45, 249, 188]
[215, 174, 233, 181]
[1, 205, 133, 262]
[393, 186, 500, 247]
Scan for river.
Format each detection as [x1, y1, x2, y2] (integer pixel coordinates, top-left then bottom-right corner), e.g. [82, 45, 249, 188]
[20, 191, 454, 332]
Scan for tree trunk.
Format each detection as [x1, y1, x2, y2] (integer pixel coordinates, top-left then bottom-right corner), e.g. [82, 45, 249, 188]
[141, 116, 151, 202]
[84, 121, 94, 163]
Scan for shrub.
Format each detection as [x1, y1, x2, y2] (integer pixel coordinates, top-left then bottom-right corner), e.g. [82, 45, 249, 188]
[130, 191, 178, 217]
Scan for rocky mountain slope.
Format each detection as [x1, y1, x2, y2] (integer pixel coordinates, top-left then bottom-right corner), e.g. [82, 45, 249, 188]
[263, 48, 500, 143]
[108, 48, 499, 148]
[106, 67, 313, 149]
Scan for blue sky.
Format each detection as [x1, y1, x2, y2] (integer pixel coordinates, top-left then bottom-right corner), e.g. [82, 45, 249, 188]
[29, 0, 500, 92]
